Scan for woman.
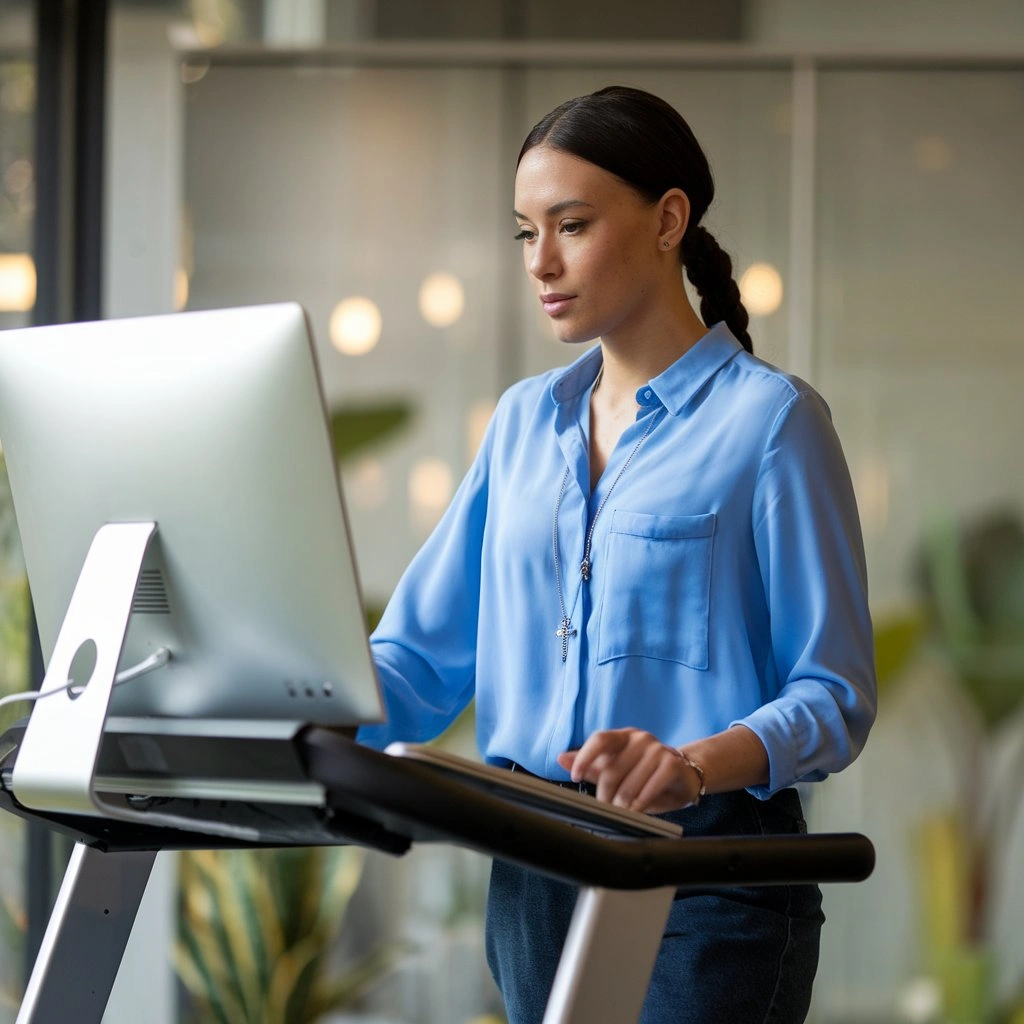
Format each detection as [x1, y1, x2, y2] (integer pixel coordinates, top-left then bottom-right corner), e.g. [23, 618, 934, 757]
[359, 85, 876, 1023]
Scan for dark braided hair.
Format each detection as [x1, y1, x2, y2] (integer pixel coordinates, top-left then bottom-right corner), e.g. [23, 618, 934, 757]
[518, 85, 753, 353]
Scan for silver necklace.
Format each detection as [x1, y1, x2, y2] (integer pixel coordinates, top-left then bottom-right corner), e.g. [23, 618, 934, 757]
[552, 372, 659, 662]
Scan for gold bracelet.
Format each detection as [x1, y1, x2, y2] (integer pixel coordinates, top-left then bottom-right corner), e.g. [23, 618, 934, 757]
[677, 750, 707, 807]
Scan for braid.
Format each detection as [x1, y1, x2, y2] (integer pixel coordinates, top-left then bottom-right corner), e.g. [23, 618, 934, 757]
[682, 226, 752, 353]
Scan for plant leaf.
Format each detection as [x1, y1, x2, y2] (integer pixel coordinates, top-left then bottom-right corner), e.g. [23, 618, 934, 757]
[176, 852, 251, 1023]
[311, 846, 366, 937]
[264, 934, 323, 1024]
[329, 403, 412, 463]
[309, 943, 404, 1018]
[874, 611, 926, 697]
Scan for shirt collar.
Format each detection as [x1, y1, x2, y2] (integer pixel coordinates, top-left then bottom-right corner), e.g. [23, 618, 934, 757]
[549, 321, 743, 414]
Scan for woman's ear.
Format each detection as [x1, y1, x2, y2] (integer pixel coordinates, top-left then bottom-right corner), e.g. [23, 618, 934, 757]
[657, 188, 690, 251]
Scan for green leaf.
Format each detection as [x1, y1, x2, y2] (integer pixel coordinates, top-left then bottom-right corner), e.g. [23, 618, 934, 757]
[175, 924, 239, 1024]
[874, 611, 926, 697]
[329, 402, 412, 463]
[310, 944, 405, 1018]
[176, 846, 390, 1024]
[177, 851, 252, 1023]
[311, 846, 365, 938]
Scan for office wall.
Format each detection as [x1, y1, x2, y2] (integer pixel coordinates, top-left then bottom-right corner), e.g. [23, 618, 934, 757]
[178, 56, 1024, 1022]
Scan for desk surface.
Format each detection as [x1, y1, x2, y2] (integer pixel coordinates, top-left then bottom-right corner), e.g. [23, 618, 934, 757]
[0, 722, 875, 892]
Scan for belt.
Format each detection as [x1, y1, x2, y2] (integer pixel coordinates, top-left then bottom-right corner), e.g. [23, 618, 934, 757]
[510, 761, 597, 797]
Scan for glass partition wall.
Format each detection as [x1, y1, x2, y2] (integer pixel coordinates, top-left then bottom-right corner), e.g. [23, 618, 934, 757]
[184, 61, 796, 601]
[180, 53, 1024, 1023]
[808, 67, 1024, 1024]
[180, 61, 799, 1024]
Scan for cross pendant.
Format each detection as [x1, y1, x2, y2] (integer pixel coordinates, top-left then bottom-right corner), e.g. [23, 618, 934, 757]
[555, 616, 577, 662]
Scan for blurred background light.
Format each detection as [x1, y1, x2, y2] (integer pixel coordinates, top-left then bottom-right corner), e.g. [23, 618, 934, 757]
[467, 399, 496, 461]
[418, 271, 465, 328]
[348, 457, 388, 510]
[0, 253, 36, 312]
[855, 457, 892, 533]
[913, 135, 954, 173]
[180, 55, 211, 85]
[739, 261, 784, 317]
[330, 296, 382, 356]
[174, 267, 189, 311]
[3, 158, 32, 195]
[409, 456, 453, 531]
[0, 70, 34, 115]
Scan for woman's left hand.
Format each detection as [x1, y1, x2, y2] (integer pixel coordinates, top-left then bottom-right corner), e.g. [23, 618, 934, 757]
[557, 727, 702, 814]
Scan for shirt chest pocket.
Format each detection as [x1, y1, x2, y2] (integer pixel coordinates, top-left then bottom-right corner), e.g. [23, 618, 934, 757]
[597, 510, 716, 670]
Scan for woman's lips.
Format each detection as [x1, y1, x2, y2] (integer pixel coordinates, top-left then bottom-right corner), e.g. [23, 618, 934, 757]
[540, 293, 576, 316]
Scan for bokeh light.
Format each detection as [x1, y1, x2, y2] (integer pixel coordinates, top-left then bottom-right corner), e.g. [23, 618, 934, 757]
[409, 457, 453, 531]
[330, 297, 382, 356]
[0, 254, 36, 313]
[855, 457, 891, 533]
[180, 55, 211, 85]
[418, 272, 465, 328]
[467, 400, 496, 461]
[739, 262, 784, 317]
[347, 458, 388, 510]
[0, 71, 34, 115]
[3, 158, 33, 195]
[174, 268, 189, 311]
[913, 136, 954, 173]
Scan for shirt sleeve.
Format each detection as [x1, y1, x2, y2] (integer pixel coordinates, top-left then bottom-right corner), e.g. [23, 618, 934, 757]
[734, 389, 878, 797]
[356, 419, 493, 751]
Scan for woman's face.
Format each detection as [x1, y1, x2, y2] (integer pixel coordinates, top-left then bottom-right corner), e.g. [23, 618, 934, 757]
[513, 145, 666, 346]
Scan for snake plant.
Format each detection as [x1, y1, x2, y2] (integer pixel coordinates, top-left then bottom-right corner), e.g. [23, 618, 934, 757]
[176, 846, 396, 1024]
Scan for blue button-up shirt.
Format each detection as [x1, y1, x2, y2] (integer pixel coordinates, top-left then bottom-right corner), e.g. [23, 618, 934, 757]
[359, 323, 876, 798]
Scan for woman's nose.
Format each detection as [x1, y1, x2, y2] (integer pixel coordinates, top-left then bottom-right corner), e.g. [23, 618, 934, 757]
[529, 236, 560, 280]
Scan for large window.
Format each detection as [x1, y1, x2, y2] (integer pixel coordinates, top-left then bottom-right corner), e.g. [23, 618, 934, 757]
[0, 9, 35, 1020]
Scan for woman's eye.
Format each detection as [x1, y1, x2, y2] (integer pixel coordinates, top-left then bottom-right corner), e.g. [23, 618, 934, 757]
[561, 221, 585, 235]
[513, 228, 535, 242]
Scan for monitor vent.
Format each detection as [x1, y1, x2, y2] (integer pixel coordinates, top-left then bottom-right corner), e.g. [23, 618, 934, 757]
[132, 569, 170, 614]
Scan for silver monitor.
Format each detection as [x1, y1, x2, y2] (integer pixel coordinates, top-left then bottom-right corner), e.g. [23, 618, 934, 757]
[0, 302, 383, 729]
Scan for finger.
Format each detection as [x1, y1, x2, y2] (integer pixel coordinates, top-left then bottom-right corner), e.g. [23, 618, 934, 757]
[590, 735, 654, 804]
[567, 729, 632, 783]
[606, 741, 667, 809]
[556, 750, 577, 772]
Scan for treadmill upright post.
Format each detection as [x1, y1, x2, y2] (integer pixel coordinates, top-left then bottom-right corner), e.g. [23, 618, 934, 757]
[17, 843, 156, 1024]
[543, 884, 676, 1024]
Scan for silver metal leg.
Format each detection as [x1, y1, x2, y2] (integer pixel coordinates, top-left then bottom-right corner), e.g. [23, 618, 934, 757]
[16, 843, 156, 1024]
[543, 885, 676, 1024]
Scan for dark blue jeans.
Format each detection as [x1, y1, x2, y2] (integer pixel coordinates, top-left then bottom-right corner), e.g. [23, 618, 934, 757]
[485, 788, 825, 1024]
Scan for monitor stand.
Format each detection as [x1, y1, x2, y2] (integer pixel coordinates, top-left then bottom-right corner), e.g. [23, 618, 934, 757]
[12, 522, 259, 842]
[12, 522, 158, 819]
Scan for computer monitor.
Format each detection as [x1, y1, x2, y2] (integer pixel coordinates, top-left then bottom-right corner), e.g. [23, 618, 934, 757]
[0, 302, 383, 729]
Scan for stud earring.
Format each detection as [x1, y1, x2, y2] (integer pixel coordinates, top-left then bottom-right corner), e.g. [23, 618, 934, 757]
[662, 240, 671, 249]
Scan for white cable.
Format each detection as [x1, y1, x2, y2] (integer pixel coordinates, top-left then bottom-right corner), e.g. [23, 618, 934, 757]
[0, 646, 172, 711]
